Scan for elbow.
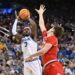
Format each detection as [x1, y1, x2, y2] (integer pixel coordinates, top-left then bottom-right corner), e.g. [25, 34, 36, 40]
[12, 30, 14, 34]
[12, 30, 17, 35]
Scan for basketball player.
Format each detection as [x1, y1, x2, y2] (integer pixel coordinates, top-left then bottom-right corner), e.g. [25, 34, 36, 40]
[12, 11, 42, 75]
[25, 5, 64, 75]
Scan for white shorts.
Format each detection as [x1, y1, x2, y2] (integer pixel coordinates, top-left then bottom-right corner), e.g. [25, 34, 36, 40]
[23, 59, 42, 75]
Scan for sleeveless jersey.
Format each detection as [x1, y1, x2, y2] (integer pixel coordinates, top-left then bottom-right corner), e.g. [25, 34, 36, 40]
[21, 36, 37, 59]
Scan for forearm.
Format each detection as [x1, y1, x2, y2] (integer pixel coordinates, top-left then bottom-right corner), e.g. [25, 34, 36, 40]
[30, 50, 44, 58]
[29, 18, 36, 26]
[29, 18, 37, 41]
[30, 43, 52, 58]
[0, 26, 9, 32]
[33, 25, 37, 41]
[39, 14, 46, 32]
[12, 19, 18, 35]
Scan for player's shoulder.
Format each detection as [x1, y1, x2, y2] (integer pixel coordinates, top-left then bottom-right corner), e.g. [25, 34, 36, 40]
[42, 30, 47, 37]
[22, 36, 30, 40]
[45, 35, 58, 45]
[46, 35, 58, 43]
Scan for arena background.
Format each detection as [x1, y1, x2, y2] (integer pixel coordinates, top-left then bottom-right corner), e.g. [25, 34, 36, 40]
[0, 0, 75, 75]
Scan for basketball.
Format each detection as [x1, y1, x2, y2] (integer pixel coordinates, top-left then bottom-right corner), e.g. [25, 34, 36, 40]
[19, 9, 30, 20]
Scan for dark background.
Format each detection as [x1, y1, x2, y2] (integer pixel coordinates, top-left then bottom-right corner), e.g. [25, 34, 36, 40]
[0, 0, 75, 31]
[0, 0, 75, 17]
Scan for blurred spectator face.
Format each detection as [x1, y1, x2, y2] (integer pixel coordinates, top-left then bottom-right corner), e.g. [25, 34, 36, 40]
[10, 43, 14, 48]
[72, 60, 75, 67]
[0, 65, 2, 73]
[0, 49, 3, 54]
[5, 65, 10, 71]
[73, 50, 75, 53]
[72, 47, 75, 53]
[69, 60, 75, 68]
[13, 65, 16, 70]
[3, 59, 7, 66]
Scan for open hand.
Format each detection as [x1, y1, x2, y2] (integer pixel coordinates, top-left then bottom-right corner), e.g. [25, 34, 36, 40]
[35, 4, 46, 15]
[15, 10, 19, 20]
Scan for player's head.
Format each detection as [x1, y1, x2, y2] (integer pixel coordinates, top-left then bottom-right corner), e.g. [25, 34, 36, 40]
[48, 25, 64, 38]
[17, 25, 22, 33]
[17, 26, 21, 31]
[23, 27, 31, 36]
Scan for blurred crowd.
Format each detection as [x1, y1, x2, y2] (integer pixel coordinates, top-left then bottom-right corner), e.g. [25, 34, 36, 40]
[58, 31, 75, 75]
[0, 13, 75, 75]
[0, 36, 23, 75]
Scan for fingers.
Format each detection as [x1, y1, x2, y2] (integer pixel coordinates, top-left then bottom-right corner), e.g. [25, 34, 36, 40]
[15, 10, 19, 19]
[15, 10, 17, 16]
[44, 8, 46, 12]
[40, 5, 45, 9]
[35, 4, 46, 14]
[35, 9, 39, 13]
[40, 4, 46, 12]
[40, 4, 45, 10]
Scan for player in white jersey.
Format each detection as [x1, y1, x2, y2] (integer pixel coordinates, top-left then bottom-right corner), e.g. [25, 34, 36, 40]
[12, 11, 42, 75]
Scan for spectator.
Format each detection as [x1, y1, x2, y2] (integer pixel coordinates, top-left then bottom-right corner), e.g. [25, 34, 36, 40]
[70, 46, 75, 60]
[0, 65, 5, 75]
[0, 49, 4, 65]
[0, 40, 8, 50]
[4, 64, 12, 75]
[11, 65, 19, 75]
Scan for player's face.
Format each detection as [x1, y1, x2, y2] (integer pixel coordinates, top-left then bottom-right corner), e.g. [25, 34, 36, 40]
[47, 27, 55, 33]
[23, 27, 31, 36]
[17, 26, 21, 32]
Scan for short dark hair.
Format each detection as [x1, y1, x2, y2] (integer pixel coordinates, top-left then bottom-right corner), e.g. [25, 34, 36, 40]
[54, 26, 64, 38]
[6, 64, 10, 67]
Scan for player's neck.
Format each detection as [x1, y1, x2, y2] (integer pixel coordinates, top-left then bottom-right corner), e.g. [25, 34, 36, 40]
[47, 32, 54, 37]
[23, 35, 30, 38]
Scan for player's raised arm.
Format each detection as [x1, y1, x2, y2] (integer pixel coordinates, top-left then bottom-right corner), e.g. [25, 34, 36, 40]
[12, 11, 22, 43]
[12, 11, 19, 35]
[29, 18, 37, 41]
[35, 5, 46, 32]
[12, 19, 18, 35]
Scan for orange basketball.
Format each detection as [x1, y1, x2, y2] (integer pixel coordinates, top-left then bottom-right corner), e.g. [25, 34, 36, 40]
[19, 9, 30, 20]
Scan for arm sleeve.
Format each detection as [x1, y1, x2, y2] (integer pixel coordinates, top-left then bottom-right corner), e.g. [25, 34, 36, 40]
[12, 19, 18, 35]
[42, 30, 47, 38]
